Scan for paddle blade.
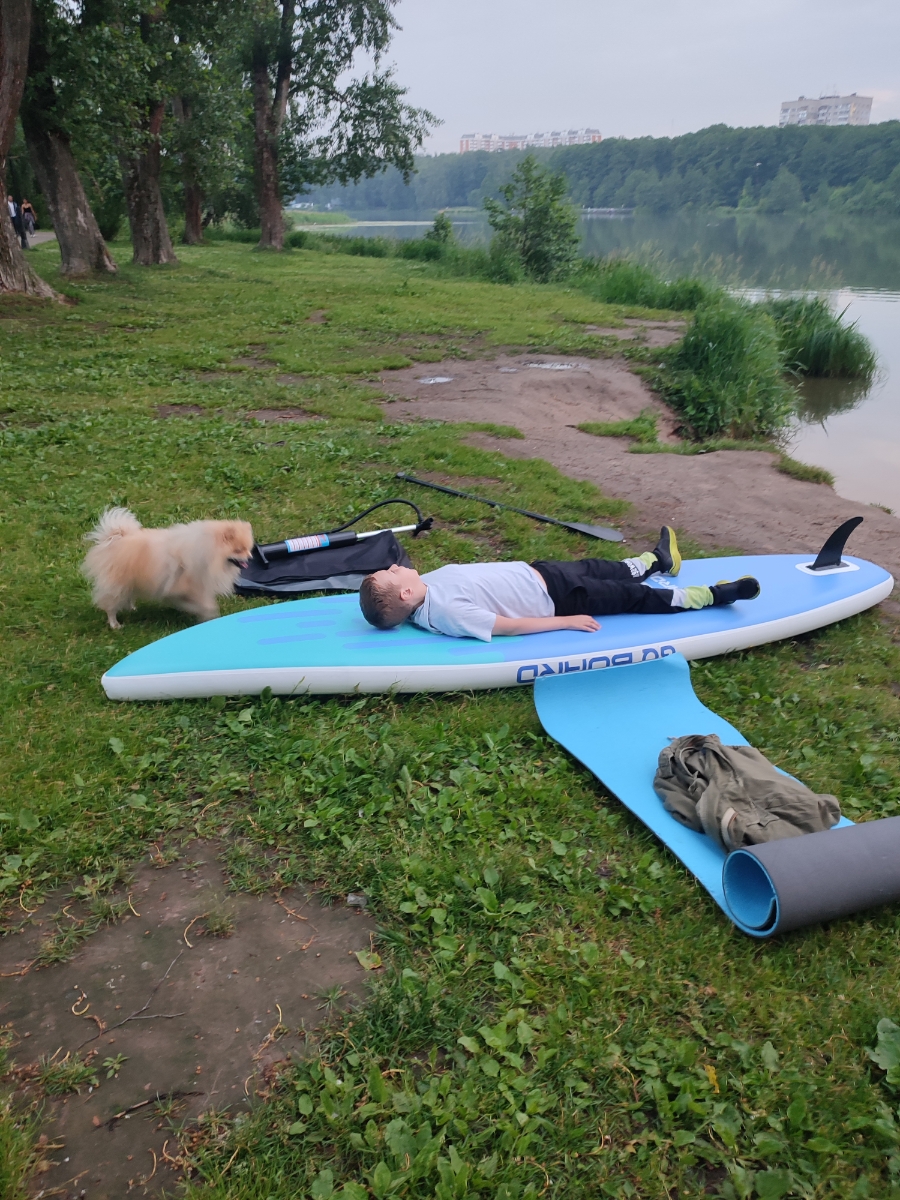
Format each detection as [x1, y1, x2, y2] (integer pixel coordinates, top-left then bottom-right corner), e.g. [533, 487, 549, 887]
[562, 521, 624, 543]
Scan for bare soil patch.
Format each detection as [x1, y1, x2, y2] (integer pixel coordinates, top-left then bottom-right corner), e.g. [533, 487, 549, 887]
[306, 309, 328, 324]
[245, 408, 319, 423]
[275, 373, 310, 386]
[155, 404, 205, 419]
[379, 355, 900, 578]
[192, 370, 234, 383]
[230, 356, 276, 369]
[0, 845, 375, 1199]
[583, 318, 685, 348]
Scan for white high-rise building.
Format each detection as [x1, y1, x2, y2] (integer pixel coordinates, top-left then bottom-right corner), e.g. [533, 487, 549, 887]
[779, 94, 872, 127]
[459, 129, 602, 154]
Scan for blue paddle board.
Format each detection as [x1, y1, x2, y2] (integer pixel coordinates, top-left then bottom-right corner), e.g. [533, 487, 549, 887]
[102, 553, 892, 700]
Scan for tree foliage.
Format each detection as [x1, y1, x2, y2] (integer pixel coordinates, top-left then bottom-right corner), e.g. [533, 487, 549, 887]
[484, 155, 578, 283]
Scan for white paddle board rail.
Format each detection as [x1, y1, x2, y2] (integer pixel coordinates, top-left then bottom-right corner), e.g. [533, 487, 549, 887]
[102, 552, 893, 700]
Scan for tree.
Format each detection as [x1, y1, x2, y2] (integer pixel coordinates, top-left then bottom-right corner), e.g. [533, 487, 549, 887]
[484, 154, 578, 283]
[242, 0, 435, 251]
[167, 1, 248, 243]
[118, 8, 177, 265]
[0, 0, 57, 297]
[20, 0, 117, 276]
[759, 166, 804, 213]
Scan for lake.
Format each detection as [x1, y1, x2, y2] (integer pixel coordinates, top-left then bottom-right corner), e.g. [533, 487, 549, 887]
[322, 210, 900, 512]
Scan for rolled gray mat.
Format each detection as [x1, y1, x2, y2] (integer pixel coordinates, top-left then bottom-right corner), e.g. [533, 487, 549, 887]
[722, 816, 900, 936]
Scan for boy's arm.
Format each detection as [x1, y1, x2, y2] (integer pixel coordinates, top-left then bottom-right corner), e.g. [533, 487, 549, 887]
[492, 614, 600, 636]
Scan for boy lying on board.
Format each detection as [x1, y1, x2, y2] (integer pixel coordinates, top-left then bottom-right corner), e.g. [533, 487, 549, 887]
[359, 527, 760, 640]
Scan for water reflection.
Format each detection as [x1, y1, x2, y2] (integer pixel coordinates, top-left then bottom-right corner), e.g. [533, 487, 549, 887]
[795, 375, 873, 423]
[578, 211, 900, 292]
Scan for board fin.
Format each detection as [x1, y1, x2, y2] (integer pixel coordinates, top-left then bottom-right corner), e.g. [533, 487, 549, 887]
[809, 516, 863, 571]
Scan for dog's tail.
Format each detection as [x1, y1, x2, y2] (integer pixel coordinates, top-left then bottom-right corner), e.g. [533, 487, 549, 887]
[84, 507, 142, 546]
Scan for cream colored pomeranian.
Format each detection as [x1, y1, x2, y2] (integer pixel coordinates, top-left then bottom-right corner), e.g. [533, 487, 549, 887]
[82, 508, 254, 628]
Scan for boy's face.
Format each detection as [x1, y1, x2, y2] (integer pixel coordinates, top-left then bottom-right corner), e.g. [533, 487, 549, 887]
[370, 562, 427, 607]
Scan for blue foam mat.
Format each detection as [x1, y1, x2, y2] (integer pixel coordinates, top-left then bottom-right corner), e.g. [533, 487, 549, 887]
[533, 653, 851, 934]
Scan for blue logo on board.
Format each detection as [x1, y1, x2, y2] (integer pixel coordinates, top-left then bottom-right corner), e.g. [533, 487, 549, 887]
[515, 644, 677, 683]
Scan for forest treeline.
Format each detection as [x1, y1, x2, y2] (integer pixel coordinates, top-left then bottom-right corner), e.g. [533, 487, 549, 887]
[303, 122, 900, 217]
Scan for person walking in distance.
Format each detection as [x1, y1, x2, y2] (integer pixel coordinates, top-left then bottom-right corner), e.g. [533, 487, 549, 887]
[6, 194, 26, 249]
[20, 199, 36, 241]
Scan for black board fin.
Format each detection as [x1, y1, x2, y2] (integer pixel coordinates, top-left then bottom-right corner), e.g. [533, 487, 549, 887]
[809, 516, 863, 571]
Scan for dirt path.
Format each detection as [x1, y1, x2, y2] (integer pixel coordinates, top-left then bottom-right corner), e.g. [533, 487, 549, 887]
[1, 845, 374, 1199]
[379, 354, 900, 579]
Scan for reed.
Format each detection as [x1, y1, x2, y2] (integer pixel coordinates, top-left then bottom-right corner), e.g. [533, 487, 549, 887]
[573, 256, 712, 310]
[659, 299, 796, 439]
[763, 296, 877, 380]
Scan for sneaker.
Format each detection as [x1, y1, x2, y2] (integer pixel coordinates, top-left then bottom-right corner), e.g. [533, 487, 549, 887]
[710, 576, 761, 605]
[652, 526, 681, 576]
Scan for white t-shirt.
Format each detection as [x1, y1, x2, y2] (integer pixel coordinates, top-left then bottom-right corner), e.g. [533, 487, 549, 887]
[410, 561, 554, 641]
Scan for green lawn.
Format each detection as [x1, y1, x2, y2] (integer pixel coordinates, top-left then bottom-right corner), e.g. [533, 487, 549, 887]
[3, 239, 900, 1199]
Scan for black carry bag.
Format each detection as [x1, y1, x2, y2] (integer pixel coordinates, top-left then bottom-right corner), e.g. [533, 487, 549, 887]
[235, 529, 412, 598]
[235, 499, 432, 599]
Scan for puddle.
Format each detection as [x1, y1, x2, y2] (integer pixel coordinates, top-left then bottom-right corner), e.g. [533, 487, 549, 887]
[245, 408, 319, 423]
[0, 845, 376, 1199]
[416, 376, 454, 384]
[524, 362, 584, 371]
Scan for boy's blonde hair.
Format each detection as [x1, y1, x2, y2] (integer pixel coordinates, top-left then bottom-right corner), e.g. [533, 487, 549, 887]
[359, 574, 416, 629]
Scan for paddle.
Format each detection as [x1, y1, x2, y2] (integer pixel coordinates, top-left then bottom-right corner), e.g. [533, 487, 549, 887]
[395, 472, 623, 543]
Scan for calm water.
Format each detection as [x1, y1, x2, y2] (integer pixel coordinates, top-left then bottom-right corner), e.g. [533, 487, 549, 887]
[331, 210, 900, 511]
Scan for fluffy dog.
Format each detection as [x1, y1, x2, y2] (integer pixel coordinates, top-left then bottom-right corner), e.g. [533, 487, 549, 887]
[83, 508, 254, 628]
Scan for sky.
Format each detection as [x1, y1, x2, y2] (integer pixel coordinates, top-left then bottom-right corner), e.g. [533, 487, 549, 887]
[382, 0, 900, 154]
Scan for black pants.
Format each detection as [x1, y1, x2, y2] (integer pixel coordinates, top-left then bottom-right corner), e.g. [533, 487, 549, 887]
[532, 558, 683, 616]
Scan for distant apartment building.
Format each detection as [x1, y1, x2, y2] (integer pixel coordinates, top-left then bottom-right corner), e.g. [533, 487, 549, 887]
[779, 94, 872, 127]
[459, 128, 602, 153]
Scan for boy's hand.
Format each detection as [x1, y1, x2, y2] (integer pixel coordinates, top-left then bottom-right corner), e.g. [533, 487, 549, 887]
[561, 614, 600, 632]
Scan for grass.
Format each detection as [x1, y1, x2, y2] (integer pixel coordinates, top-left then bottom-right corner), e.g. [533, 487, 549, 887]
[36, 1052, 99, 1096]
[2, 237, 900, 1198]
[573, 256, 713, 310]
[287, 211, 355, 227]
[576, 412, 835, 484]
[576, 409, 662, 444]
[762, 296, 879, 381]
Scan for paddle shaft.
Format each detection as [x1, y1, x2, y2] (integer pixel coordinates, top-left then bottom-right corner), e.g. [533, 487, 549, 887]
[396, 472, 621, 541]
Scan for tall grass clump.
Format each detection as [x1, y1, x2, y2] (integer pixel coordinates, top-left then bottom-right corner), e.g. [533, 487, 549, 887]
[660, 299, 795, 439]
[574, 256, 712, 310]
[762, 295, 878, 380]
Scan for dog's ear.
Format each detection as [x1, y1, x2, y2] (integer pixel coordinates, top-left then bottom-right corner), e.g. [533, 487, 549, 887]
[222, 522, 253, 551]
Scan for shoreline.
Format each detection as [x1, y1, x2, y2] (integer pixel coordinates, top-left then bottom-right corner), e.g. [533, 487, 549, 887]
[379, 351, 900, 581]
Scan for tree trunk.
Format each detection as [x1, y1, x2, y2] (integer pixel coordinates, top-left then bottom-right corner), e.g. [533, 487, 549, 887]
[253, 64, 283, 250]
[24, 124, 117, 276]
[172, 96, 203, 245]
[252, 1, 292, 251]
[0, 0, 57, 298]
[121, 101, 177, 266]
[21, 0, 115, 277]
[183, 182, 203, 244]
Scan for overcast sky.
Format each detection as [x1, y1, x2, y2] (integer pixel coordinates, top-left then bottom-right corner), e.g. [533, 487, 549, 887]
[383, 0, 900, 154]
